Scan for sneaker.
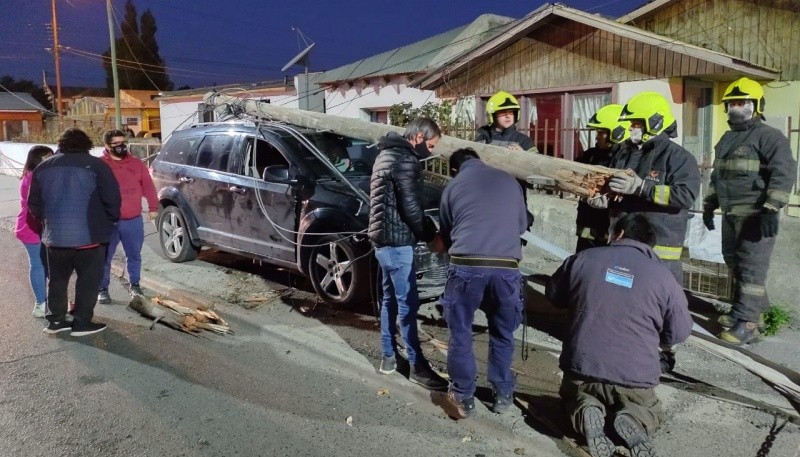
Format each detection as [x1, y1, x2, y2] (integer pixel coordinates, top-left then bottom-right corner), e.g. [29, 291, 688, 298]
[70, 322, 107, 337]
[97, 289, 111, 304]
[129, 283, 145, 297]
[491, 391, 514, 414]
[613, 413, 656, 457]
[32, 302, 46, 318]
[409, 362, 448, 391]
[379, 355, 397, 374]
[719, 320, 760, 345]
[43, 320, 72, 334]
[443, 392, 475, 419]
[583, 406, 615, 457]
[718, 313, 765, 330]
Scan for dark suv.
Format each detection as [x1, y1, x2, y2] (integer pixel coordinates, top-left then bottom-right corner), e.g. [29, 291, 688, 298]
[151, 120, 447, 309]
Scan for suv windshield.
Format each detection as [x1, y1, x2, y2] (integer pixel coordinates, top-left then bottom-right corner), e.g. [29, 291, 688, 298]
[282, 131, 378, 179]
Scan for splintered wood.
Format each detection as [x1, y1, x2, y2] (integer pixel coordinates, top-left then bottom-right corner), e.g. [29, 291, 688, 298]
[129, 295, 233, 335]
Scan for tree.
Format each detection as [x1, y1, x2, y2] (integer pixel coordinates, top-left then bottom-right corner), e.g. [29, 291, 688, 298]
[0, 76, 49, 109]
[102, 0, 173, 91]
[389, 101, 455, 135]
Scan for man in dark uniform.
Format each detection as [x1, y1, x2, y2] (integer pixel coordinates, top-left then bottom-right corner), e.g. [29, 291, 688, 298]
[435, 148, 529, 419]
[547, 214, 692, 457]
[576, 104, 629, 253]
[601, 92, 701, 284]
[703, 77, 797, 345]
[475, 91, 534, 151]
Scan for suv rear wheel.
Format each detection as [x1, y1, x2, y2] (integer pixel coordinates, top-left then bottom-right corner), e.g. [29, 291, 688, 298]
[307, 235, 368, 308]
[158, 206, 200, 262]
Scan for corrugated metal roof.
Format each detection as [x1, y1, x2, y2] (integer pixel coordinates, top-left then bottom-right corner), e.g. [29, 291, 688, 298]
[316, 13, 514, 84]
[0, 92, 47, 111]
[414, 3, 779, 89]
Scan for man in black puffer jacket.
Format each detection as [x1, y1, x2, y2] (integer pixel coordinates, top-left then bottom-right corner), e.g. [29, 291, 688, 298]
[369, 117, 447, 391]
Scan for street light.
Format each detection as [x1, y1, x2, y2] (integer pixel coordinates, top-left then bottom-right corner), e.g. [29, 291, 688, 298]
[106, 0, 122, 129]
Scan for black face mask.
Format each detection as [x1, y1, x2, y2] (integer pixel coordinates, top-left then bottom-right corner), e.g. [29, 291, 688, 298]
[110, 144, 128, 158]
[414, 141, 431, 159]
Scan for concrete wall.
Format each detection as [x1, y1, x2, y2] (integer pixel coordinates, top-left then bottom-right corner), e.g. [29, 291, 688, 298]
[323, 82, 438, 120]
[0, 142, 104, 178]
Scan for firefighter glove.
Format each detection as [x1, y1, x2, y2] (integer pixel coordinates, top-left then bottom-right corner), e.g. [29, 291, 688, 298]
[609, 172, 644, 195]
[702, 209, 715, 231]
[761, 209, 779, 238]
[586, 194, 608, 209]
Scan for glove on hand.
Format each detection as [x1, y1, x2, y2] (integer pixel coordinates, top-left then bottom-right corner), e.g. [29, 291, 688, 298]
[609, 172, 644, 195]
[586, 194, 609, 209]
[659, 350, 676, 374]
[703, 210, 715, 231]
[761, 209, 779, 238]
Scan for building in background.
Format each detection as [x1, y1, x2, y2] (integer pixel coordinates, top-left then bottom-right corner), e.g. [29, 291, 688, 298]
[0, 92, 47, 141]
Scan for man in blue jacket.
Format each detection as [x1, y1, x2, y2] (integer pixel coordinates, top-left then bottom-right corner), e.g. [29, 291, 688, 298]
[436, 148, 529, 419]
[547, 214, 692, 457]
[29, 128, 121, 337]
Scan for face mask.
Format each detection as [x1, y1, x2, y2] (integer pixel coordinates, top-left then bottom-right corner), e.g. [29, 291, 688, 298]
[110, 144, 128, 158]
[727, 102, 754, 122]
[629, 127, 644, 144]
[414, 141, 431, 159]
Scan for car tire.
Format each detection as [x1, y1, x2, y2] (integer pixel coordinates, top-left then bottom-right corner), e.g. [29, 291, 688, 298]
[307, 234, 368, 308]
[158, 206, 200, 262]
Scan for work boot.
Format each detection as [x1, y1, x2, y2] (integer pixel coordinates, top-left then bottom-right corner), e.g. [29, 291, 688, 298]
[129, 283, 145, 298]
[442, 392, 475, 419]
[582, 406, 614, 457]
[491, 390, 514, 414]
[379, 355, 396, 374]
[718, 313, 764, 330]
[409, 362, 448, 391]
[97, 289, 111, 305]
[719, 321, 760, 345]
[613, 413, 656, 457]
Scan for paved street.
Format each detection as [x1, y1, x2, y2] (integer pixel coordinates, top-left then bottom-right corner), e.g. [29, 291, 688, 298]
[1, 172, 799, 456]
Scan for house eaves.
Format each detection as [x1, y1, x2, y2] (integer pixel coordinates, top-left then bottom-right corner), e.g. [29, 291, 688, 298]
[316, 13, 514, 86]
[413, 3, 779, 90]
[616, 0, 676, 24]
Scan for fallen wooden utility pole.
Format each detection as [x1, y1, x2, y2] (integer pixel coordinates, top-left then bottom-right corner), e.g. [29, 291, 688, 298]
[204, 91, 623, 198]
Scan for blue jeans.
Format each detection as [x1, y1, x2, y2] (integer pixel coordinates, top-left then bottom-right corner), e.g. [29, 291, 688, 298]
[23, 242, 48, 304]
[440, 264, 523, 400]
[374, 245, 425, 367]
[101, 216, 144, 289]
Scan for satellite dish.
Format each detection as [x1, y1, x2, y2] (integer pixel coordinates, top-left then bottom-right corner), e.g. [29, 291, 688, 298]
[281, 42, 315, 72]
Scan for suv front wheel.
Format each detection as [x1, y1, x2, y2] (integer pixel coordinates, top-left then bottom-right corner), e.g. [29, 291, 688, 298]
[158, 206, 200, 262]
[307, 235, 368, 308]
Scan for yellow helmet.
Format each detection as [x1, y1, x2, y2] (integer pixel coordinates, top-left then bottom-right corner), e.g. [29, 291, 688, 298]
[587, 104, 631, 144]
[486, 91, 521, 124]
[722, 77, 765, 114]
[619, 92, 676, 138]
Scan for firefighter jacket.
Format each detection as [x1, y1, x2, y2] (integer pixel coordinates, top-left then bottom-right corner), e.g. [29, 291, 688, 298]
[368, 133, 436, 248]
[575, 144, 617, 241]
[609, 134, 700, 260]
[705, 117, 796, 216]
[475, 124, 534, 151]
[546, 238, 692, 388]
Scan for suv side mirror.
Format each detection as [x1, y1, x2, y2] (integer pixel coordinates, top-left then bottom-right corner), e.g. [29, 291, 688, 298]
[262, 165, 297, 185]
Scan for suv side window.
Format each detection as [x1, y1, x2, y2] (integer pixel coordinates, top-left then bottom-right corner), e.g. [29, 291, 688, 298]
[158, 135, 198, 164]
[192, 133, 237, 172]
[242, 137, 289, 178]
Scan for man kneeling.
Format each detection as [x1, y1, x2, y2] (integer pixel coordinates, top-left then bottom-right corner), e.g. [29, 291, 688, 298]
[546, 214, 692, 457]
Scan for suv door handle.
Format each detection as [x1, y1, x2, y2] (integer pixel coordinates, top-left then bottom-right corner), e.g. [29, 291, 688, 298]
[228, 185, 247, 195]
[179, 176, 194, 183]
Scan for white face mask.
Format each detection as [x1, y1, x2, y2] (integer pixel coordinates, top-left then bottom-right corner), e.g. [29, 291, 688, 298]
[727, 101, 754, 122]
[629, 127, 644, 144]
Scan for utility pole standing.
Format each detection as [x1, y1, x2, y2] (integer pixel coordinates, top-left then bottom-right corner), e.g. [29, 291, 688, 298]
[50, 0, 63, 129]
[106, 0, 122, 129]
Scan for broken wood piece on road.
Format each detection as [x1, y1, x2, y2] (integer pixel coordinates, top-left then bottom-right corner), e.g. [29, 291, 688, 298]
[129, 295, 233, 335]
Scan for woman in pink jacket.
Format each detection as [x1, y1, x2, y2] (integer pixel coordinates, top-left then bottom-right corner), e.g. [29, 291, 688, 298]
[14, 145, 54, 317]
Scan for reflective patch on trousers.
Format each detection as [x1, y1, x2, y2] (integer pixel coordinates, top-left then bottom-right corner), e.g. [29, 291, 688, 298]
[739, 282, 767, 297]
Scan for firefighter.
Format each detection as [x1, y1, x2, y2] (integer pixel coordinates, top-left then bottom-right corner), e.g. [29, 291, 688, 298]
[703, 77, 797, 345]
[598, 92, 701, 284]
[475, 91, 534, 151]
[576, 104, 630, 252]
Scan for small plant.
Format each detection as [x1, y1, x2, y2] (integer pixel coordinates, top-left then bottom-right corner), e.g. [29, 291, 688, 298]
[763, 305, 792, 336]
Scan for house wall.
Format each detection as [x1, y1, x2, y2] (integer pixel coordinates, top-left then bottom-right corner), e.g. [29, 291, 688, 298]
[0, 111, 43, 141]
[627, 0, 800, 80]
[159, 93, 299, 141]
[323, 81, 438, 121]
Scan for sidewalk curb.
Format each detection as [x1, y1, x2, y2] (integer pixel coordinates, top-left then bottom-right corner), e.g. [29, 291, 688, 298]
[109, 260, 218, 311]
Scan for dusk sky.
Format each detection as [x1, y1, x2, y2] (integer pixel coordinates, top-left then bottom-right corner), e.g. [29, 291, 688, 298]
[2, 0, 636, 90]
